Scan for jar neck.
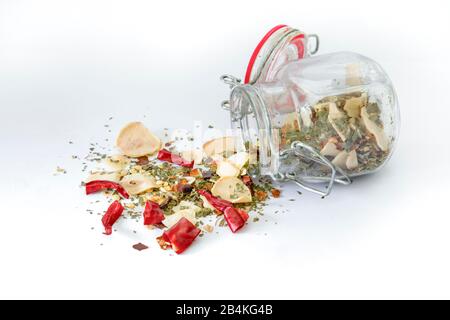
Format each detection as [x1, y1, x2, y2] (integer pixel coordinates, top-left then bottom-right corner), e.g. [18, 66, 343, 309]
[229, 84, 282, 179]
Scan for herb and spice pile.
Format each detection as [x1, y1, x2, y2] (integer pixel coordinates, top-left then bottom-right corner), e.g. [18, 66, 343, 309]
[83, 122, 280, 254]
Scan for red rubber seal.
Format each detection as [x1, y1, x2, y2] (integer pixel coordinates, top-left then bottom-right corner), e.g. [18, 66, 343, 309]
[290, 34, 305, 59]
[244, 25, 306, 84]
[244, 24, 287, 84]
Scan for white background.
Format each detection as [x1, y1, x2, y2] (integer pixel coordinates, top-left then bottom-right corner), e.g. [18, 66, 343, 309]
[1, 0, 450, 300]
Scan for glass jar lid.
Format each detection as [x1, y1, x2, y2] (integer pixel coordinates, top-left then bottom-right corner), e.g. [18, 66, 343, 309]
[244, 25, 319, 84]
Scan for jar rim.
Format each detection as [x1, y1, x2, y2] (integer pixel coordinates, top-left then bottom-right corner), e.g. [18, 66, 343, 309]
[229, 85, 282, 179]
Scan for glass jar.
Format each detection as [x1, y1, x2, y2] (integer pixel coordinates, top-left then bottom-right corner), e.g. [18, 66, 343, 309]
[222, 31, 399, 196]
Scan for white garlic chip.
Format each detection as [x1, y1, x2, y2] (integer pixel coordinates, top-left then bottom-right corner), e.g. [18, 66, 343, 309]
[163, 209, 197, 229]
[216, 160, 240, 178]
[203, 136, 238, 157]
[211, 177, 252, 204]
[227, 152, 249, 170]
[86, 171, 121, 183]
[320, 141, 340, 157]
[344, 94, 367, 118]
[346, 150, 359, 170]
[214, 152, 250, 178]
[361, 107, 389, 151]
[181, 149, 204, 165]
[116, 122, 161, 157]
[104, 155, 131, 170]
[332, 151, 349, 169]
[120, 173, 158, 195]
[328, 102, 348, 142]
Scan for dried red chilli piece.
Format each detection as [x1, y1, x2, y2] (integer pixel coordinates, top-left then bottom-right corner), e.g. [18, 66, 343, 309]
[162, 217, 201, 254]
[143, 201, 165, 225]
[223, 207, 249, 233]
[198, 190, 233, 213]
[242, 175, 254, 195]
[157, 149, 194, 168]
[85, 180, 129, 199]
[236, 208, 249, 221]
[241, 175, 253, 187]
[102, 201, 124, 235]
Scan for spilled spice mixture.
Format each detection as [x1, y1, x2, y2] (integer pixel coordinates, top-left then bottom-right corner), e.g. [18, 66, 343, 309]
[81, 121, 282, 254]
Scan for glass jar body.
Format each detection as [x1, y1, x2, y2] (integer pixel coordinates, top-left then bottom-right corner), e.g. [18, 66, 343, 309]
[230, 52, 399, 183]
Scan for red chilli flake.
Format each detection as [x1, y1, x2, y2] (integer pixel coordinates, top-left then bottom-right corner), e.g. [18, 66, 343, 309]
[198, 190, 233, 213]
[85, 180, 129, 199]
[157, 149, 194, 168]
[161, 217, 201, 254]
[143, 201, 165, 225]
[224, 207, 249, 233]
[102, 200, 124, 235]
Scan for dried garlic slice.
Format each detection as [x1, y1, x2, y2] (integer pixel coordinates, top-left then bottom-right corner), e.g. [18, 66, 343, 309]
[216, 160, 240, 178]
[181, 149, 204, 165]
[104, 155, 130, 170]
[120, 173, 158, 195]
[227, 152, 249, 170]
[344, 94, 367, 118]
[211, 177, 252, 204]
[328, 102, 348, 142]
[203, 136, 238, 157]
[116, 122, 161, 157]
[163, 209, 197, 229]
[215, 152, 250, 178]
[346, 150, 359, 170]
[332, 151, 348, 169]
[361, 107, 389, 151]
[320, 141, 340, 157]
[86, 171, 121, 183]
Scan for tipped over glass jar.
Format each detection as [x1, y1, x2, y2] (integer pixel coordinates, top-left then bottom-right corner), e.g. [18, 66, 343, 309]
[221, 25, 399, 196]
